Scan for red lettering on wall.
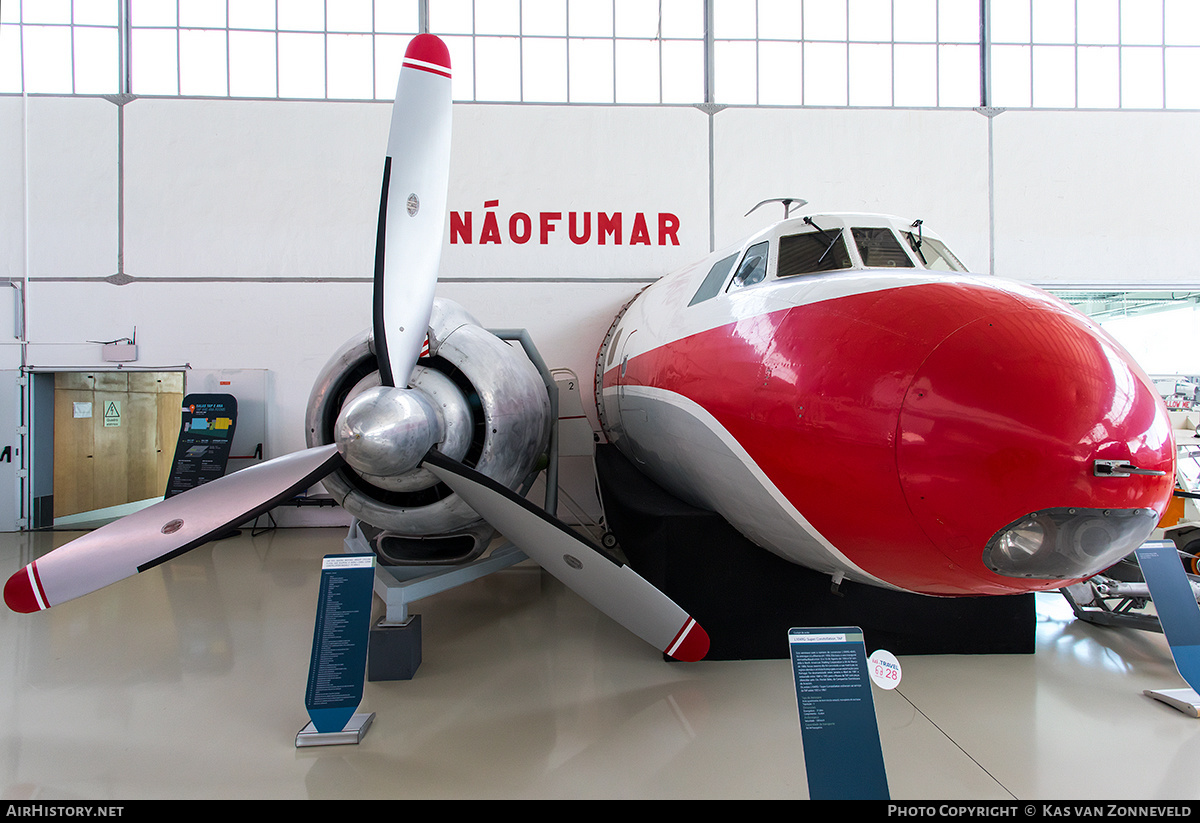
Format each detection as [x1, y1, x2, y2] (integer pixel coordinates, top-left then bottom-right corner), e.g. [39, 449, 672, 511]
[598, 212, 622, 245]
[450, 212, 471, 244]
[540, 212, 561, 244]
[480, 211, 501, 244]
[509, 212, 532, 244]
[449, 205, 681, 247]
[659, 212, 680, 246]
[569, 212, 591, 244]
[630, 212, 650, 245]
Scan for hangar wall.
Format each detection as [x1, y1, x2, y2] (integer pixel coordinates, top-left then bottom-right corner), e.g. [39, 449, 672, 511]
[2, 94, 1198, 487]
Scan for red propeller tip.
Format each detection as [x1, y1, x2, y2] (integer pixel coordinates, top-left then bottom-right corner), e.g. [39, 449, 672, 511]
[404, 33, 452, 73]
[4, 566, 44, 614]
[667, 618, 710, 662]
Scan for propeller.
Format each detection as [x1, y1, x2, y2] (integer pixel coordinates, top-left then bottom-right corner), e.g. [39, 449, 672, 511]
[422, 450, 708, 660]
[2, 35, 708, 663]
[370, 32, 453, 388]
[4, 445, 344, 613]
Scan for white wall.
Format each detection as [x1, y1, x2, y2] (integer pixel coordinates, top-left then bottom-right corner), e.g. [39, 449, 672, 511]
[712, 107, 991, 269]
[992, 110, 1200, 285]
[4, 93, 1200, 478]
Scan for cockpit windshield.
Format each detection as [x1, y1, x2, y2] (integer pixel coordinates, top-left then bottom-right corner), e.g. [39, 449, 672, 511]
[904, 230, 966, 272]
[688, 216, 971, 307]
[852, 227, 915, 268]
[777, 226, 852, 278]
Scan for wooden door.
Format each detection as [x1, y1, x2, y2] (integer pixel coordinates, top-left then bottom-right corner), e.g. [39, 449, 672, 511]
[53, 371, 185, 519]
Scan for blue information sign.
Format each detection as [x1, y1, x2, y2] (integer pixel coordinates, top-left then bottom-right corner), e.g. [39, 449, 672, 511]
[305, 554, 376, 734]
[789, 627, 890, 800]
[1135, 542, 1200, 693]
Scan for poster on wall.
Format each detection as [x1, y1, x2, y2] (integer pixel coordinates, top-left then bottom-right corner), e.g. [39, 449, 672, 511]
[165, 393, 238, 498]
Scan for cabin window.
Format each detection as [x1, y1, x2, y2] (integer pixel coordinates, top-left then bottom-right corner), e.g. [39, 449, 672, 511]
[688, 253, 740, 306]
[777, 230, 852, 277]
[852, 227, 916, 268]
[728, 242, 770, 291]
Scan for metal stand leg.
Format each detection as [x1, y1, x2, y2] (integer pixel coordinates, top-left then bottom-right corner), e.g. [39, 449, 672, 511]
[344, 522, 530, 681]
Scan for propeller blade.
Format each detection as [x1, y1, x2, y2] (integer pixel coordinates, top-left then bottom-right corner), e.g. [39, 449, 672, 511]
[422, 450, 710, 662]
[4, 445, 344, 613]
[373, 33, 453, 388]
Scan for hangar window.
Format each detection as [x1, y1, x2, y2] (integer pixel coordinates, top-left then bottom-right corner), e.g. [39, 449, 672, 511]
[689, 252, 739, 306]
[5, 1, 1200, 110]
[852, 228, 915, 268]
[727, 242, 770, 291]
[777, 230, 852, 278]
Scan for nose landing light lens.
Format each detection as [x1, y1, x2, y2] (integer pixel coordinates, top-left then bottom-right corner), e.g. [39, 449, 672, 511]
[996, 518, 1045, 561]
[984, 507, 1158, 579]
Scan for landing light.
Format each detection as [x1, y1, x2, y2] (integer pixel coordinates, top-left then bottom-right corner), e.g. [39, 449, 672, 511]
[984, 507, 1159, 579]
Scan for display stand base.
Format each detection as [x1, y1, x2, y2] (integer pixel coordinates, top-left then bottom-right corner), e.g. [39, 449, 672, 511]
[295, 712, 376, 747]
[594, 443, 1035, 659]
[1144, 688, 1200, 717]
[368, 615, 422, 682]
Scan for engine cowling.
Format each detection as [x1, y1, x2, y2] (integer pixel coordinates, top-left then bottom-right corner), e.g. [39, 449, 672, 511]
[306, 298, 552, 564]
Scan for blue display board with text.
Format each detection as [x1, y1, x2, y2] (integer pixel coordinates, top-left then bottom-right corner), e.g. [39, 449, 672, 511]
[789, 626, 890, 800]
[305, 554, 376, 734]
[1136, 542, 1200, 693]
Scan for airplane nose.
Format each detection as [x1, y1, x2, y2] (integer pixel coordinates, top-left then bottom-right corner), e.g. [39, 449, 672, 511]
[896, 301, 1174, 592]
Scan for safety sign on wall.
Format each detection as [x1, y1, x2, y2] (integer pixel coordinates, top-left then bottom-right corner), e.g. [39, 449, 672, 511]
[103, 400, 120, 427]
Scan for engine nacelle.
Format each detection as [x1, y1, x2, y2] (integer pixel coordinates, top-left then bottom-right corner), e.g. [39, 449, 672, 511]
[306, 298, 552, 564]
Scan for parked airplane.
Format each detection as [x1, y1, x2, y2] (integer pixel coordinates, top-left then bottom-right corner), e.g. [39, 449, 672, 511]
[3, 34, 1177, 662]
[596, 212, 1174, 597]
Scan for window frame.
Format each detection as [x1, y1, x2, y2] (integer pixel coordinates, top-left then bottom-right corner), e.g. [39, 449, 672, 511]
[775, 225, 855, 279]
[4, 1, 1199, 110]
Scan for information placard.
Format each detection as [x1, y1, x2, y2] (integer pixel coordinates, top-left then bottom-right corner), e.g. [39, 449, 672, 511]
[789, 626, 890, 800]
[305, 554, 376, 734]
[165, 393, 238, 498]
[1136, 542, 1200, 692]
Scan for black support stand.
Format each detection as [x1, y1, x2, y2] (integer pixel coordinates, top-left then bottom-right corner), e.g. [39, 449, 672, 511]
[594, 444, 1035, 660]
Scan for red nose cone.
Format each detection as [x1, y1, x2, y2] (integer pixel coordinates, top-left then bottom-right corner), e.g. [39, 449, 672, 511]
[898, 304, 1174, 591]
[4, 566, 43, 613]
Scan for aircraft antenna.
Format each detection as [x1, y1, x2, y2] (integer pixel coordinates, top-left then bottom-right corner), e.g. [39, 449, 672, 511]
[745, 197, 808, 220]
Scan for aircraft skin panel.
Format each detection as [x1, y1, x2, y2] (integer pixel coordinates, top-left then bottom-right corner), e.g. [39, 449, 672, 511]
[601, 277, 1175, 596]
[602, 382, 896, 592]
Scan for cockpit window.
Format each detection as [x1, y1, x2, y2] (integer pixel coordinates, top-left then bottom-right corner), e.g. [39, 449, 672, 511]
[904, 231, 967, 272]
[728, 242, 770, 291]
[852, 227, 915, 268]
[689, 253, 739, 306]
[777, 229, 852, 278]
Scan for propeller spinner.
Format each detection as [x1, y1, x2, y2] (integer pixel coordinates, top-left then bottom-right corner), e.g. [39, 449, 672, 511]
[3, 34, 708, 663]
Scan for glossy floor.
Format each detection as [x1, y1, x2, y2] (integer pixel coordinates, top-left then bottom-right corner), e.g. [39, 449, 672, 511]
[1, 527, 1197, 800]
